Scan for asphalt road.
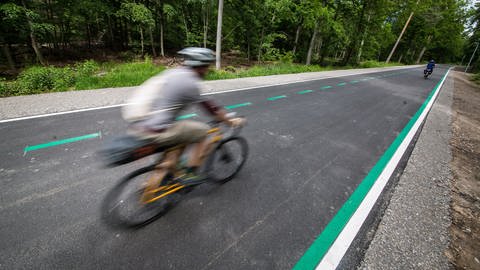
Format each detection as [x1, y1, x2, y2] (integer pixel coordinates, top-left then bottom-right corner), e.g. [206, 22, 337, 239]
[0, 66, 447, 270]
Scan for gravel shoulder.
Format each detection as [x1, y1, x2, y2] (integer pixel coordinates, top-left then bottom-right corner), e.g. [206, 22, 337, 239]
[446, 71, 480, 269]
[360, 71, 454, 269]
[0, 65, 419, 120]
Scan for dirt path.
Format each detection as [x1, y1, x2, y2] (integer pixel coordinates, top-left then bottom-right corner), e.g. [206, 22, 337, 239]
[447, 71, 480, 269]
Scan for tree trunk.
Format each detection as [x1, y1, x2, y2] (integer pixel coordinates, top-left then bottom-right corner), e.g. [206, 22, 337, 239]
[203, 0, 209, 48]
[149, 27, 156, 57]
[107, 15, 114, 50]
[343, 1, 368, 65]
[315, 37, 323, 57]
[398, 53, 403, 63]
[357, 14, 371, 63]
[86, 24, 92, 48]
[292, 25, 301, 55]
[416, 35, 432, 64]
[257, 26, 265, 62]
[159, 1, 165, 57]
[215, 0, 224, 70]
[306, 22, 318, 65]
[416, 47, 427, 64]
[140, 27, 144, 56]
[183, 10, 189, 43]
[1, 44, 15, 70]
[22, 0, 45, 65]
[247, 40, 250, 61]
[386, 0, 419, 63]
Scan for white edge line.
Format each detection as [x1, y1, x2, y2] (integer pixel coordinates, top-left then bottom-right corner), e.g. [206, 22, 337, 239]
[0, 66, 420, 124]
[316, 67, 452, 270]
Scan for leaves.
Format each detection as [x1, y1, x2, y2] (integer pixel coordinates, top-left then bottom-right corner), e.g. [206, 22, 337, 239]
[0, 0, 475, 68]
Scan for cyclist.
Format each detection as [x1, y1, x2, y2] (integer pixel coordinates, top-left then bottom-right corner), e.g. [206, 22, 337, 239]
[123, 47, 243, 180]
[425, 59, 435, 75]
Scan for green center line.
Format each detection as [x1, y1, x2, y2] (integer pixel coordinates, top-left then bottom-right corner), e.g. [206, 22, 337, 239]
[176, 113, 198, 120]
[22, 70, 407, 154]
[267, 95, 287, 101]
[224, 102, 252, 110]
[293, 69, 450, 270]
[24, 132, 101, 154]
[297, 90, 313, 94]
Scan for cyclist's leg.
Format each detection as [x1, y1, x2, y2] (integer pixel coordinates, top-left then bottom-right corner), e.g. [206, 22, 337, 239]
[172, 120, 210, 171]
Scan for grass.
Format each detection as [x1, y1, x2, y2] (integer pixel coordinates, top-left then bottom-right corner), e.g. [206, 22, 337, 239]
[0, 59, 404, 97]
[75, 61, 166, 90]
[206, 63, 334, 80]
[471, 73, 480, 84]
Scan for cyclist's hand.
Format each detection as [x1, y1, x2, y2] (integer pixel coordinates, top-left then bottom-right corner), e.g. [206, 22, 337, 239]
[229, 117, 245, 127]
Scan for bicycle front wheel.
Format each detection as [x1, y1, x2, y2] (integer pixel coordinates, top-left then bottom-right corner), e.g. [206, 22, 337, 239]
[101, 165, 180, 228]
[205, 136, 248, 183]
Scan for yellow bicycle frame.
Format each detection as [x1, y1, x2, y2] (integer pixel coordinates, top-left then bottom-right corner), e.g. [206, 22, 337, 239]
[140, 126, 224, 204]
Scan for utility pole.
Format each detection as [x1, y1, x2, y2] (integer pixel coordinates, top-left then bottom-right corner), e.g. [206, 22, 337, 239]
[465, 42, 479, 73]
[386, 0, 419, 64]
[460, 55, 465, 66]
[215, 0, 224, 70]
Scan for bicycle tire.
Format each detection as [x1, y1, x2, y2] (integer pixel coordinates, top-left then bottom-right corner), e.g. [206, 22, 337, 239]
[204, 136, 248, 183]
[101, 165, 180, 228]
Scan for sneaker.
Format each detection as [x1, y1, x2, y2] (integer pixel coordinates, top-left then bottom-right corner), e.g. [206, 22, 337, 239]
[181, 172, 207, 186]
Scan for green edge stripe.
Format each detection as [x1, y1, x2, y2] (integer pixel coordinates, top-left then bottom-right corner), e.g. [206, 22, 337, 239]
[297, 90, 313, 94]
[225, 102, 252, 110]
[293, 69, 450, 270]
[321, 86, 332, 90]
[267, 95, 287, 101]
[350, 80, 359, 84]
[24, 133, 100, 153]
[337, 82, 347, 86]
[176, 113, 198, 120]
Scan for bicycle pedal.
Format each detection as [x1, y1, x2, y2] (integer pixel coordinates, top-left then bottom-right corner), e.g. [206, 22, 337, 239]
[180, 177, 208, 186]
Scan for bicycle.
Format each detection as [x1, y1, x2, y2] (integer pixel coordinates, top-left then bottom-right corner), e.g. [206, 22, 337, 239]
[100, 116, 248, 228]
[424, 68, 433, 79]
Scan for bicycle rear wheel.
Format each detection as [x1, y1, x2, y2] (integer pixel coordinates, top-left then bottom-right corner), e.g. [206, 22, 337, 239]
[101, 165, 180, 228]
[204, 136, 248, 183]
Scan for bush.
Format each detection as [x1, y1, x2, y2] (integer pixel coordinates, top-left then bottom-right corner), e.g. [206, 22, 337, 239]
[75, 60, 99, 77]
[16, 66, 76, 94]
[0, 78, 22, 97]
[359, 60, 403, 68]
[472, 73, 480, 84]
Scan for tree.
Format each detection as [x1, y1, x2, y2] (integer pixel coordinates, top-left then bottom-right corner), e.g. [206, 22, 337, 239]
[116, 2, 155, 56]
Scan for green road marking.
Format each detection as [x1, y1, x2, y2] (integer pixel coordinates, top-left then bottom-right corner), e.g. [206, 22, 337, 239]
[24, 133, 101, 153]
[224, 102, 252, 110]
[321, 86, 332, 90]
[293, 69, 450, 269]
[337, 82, 347, 86]
[350, 80, 359, 84]
[297, 90, 313, 94]
[176, 113, 198, 120]
[267, 95, 287, 101]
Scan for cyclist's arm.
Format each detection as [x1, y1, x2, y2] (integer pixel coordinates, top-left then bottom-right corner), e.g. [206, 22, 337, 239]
[200, 100, 240, 126]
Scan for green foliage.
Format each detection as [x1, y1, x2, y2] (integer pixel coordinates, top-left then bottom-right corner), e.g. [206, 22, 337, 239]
[472, 73, 480, 84]
[75, 59, 165, 90]
[16, 66, 76, 94]
[75, 60, 100, 77]
[359, 60, 403, 68]
[116, 2, 154, 27]
[206, 63, 333, 80]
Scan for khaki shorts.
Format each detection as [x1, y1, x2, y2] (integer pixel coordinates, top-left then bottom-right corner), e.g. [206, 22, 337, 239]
[131, 120, 209, 147]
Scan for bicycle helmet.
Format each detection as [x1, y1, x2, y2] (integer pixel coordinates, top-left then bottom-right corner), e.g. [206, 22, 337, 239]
[177, 47, 216, 67]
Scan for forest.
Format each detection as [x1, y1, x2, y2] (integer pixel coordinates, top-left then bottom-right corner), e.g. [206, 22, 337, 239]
[0, 0, 479, 95]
